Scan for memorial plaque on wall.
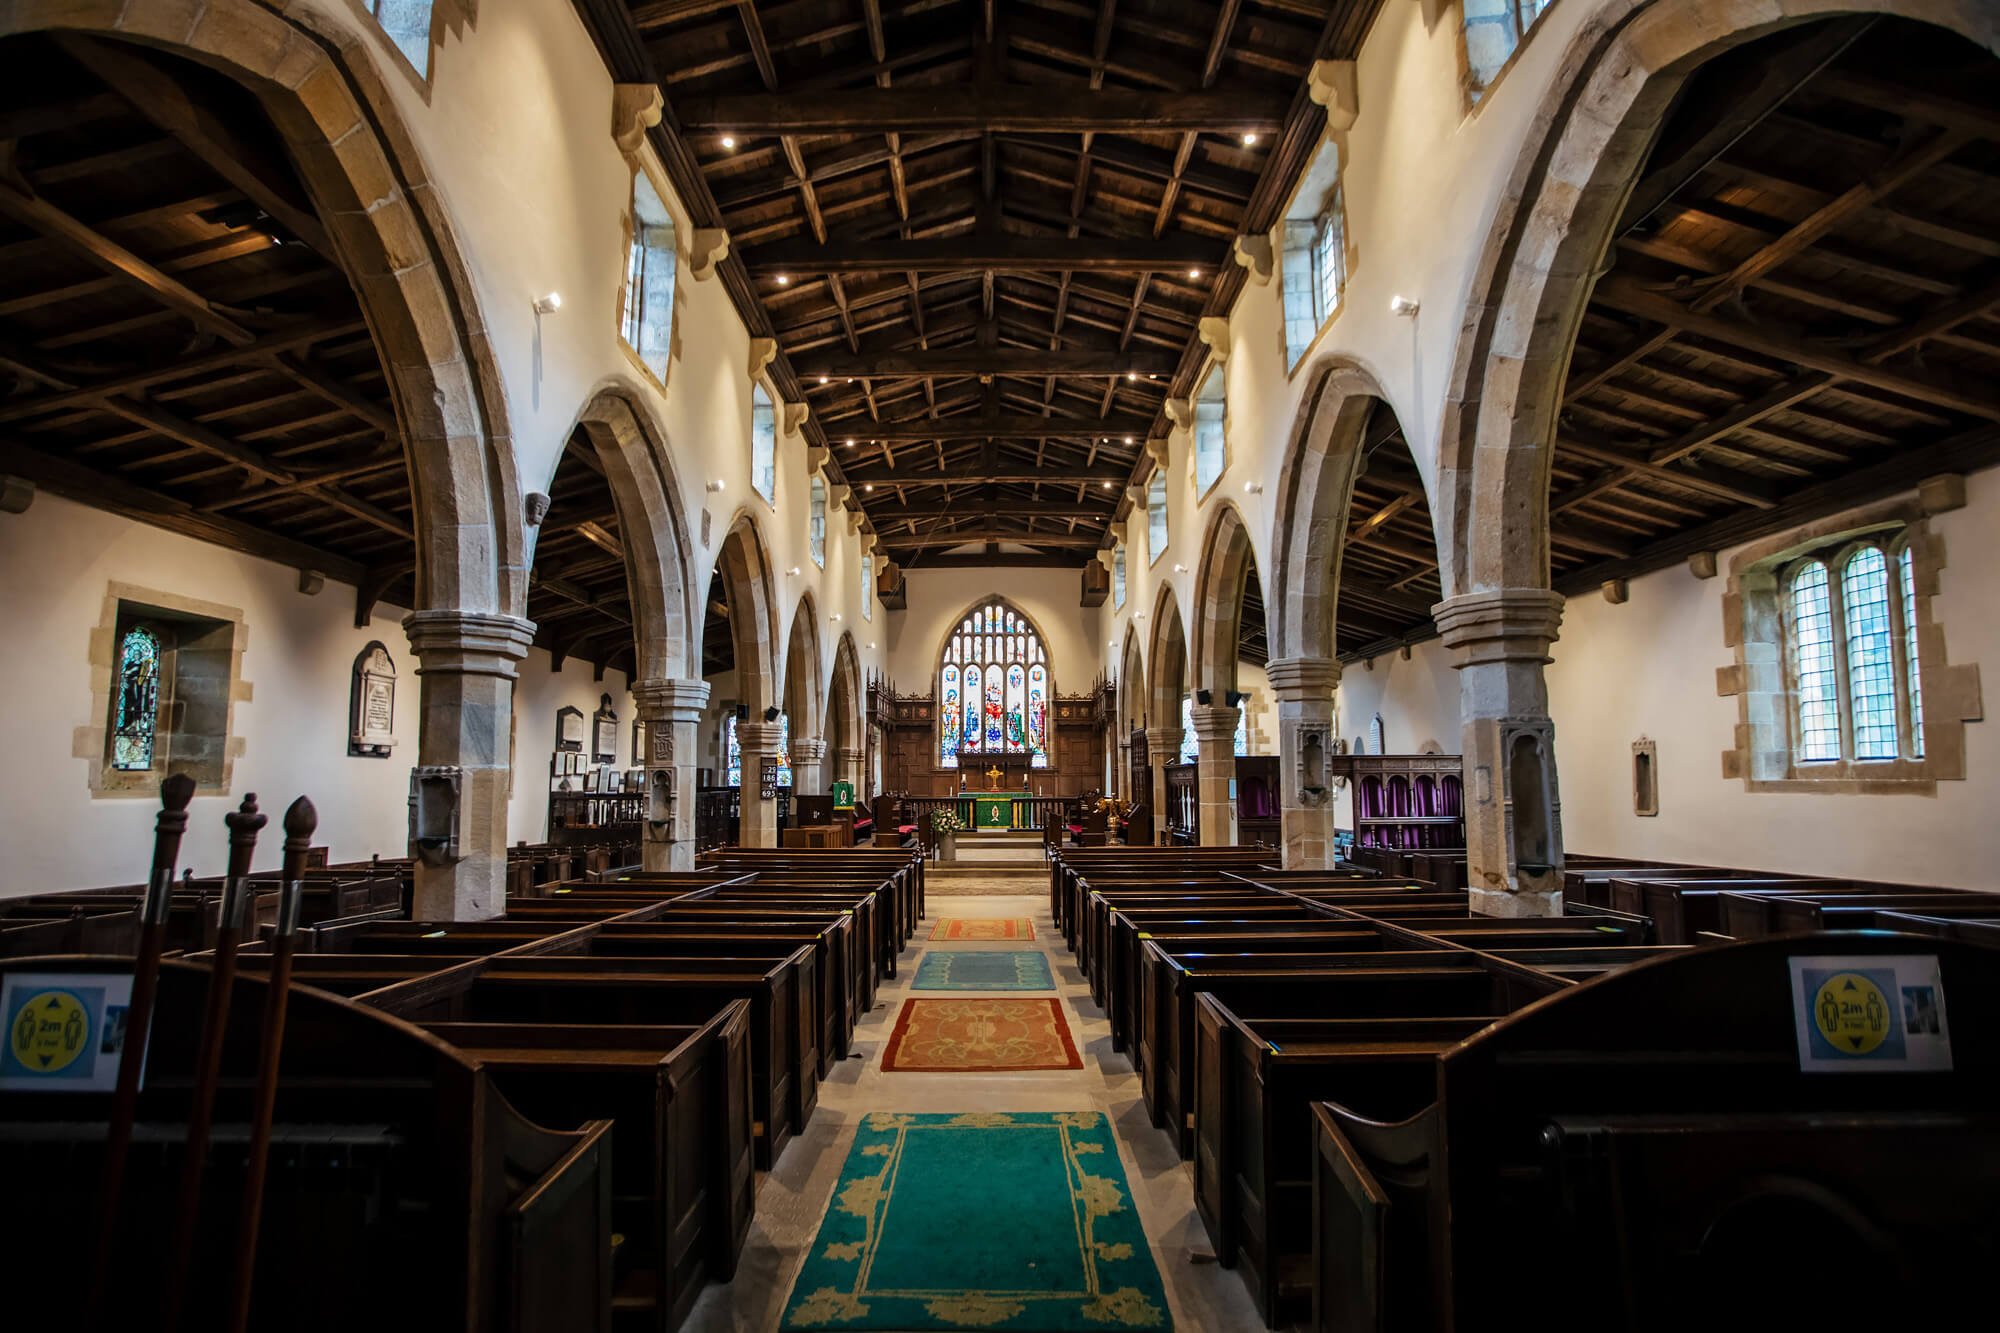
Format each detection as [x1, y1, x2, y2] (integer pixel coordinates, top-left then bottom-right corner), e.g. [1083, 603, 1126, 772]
[348, 642, 397, 758]
[593, 694, 618, 764]
[632, 719, 648, 767]
[759, 758, 779, 800]
[556, 705, 585, 752]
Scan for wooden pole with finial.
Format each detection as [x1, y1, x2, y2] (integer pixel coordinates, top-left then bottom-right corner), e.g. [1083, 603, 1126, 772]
[161, 792, 265, 1331]
[86, 772, 196, 1332]
[225, 795, 315, 1333]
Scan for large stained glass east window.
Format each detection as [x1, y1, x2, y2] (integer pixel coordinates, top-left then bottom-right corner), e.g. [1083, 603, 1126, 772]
[938, 602, 1049, 768]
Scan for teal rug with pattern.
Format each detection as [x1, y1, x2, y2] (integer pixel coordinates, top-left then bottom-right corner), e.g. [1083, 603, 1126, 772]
[780, 1111, 1172, 1331]
[912, 950, 1056, 991]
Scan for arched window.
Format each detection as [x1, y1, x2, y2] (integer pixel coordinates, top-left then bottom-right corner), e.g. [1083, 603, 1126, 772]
[938, 602, 1050, 769]
[1177, 694, 1250, 761]
[1147, 471, 1168, 564]
[620, 170, 678, 382]
[1234, 705, 1249, 757]
[750, 382, 776, 504]
[1282, 143, 1347, 368]
[1112, 544, 1126, 609]
[808, 474, 826, 567]
[112, 624, 162, 771]
[1783, 540, 1926, 765]
[861, 557, 874, 621]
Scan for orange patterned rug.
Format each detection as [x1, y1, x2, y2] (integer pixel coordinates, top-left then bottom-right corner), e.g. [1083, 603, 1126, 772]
[928, 917, 1036, 942]
[881, 999, 1083, 1072]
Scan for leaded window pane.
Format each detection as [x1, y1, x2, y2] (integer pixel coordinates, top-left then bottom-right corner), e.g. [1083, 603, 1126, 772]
[1901, 546, 1924, 758]
[1843, 548, 1897, 760]
[1789, 563, 1840, 762]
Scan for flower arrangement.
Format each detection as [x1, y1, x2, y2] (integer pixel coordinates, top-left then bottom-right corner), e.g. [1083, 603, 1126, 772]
[931, 807, 966, 835]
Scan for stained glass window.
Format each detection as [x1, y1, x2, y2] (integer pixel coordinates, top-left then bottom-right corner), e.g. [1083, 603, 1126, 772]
[1901, 545, 1924, 758]
[938, 601, 1049, 768]
[1789, 562, 1841, 762]
[723, 711, 791, 787]
[112, 625, 161, 771]
[1281, 151, 1347, 369]
[1180, 695, 1250, 761]
[1112, 545, 1126, 609]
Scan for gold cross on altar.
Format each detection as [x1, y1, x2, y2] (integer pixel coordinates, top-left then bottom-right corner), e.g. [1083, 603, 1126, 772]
[985, 764, 1004, 791]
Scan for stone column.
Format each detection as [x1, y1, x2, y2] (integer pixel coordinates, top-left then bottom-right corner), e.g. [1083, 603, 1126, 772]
[735, 718, 783, 847]
[837, 745, 866, 790]
[401, 610, 536, 921]
[631, 677, 709, 871]
[1116, 737, 1132, 804]
[1189, 704, 1241, 846]
[1143, 725, 1180, 845]
[790, 736, 828, 796]
[1433, 589, 1567, 917]
[1267, 656, 1341, 869]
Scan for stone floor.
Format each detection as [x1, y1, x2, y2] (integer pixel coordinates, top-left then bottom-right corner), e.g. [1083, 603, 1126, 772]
[683, 883, 1270, 1332]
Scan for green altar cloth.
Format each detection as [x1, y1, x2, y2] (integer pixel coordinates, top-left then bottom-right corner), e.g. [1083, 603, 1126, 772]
[970, 792, 1027, 829]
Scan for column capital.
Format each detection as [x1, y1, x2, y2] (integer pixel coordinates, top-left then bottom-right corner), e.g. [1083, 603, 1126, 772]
[401, 610, 536, 677]
[631, 676, 710, 720]
[1432, 588, 1565, 666]
[737, 719, 784, 750]
[1189, 703, 1241, 744]
[1143, 725, 1182, 755]
[1265, 656, 1342, 698]
[790, 736, 828, 762]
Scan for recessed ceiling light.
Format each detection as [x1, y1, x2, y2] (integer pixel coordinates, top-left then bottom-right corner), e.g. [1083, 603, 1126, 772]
[775, 274, 790, 287]
[720, 135, 737, 150]
[1187, 268, 1201, 280]
[1101, 480, 1113, 489]
[1125, 371, 1137, 382]
[819, 375, 829, 385]
[864, 483, 875, 492]
[1241, 132, 1258, 147]
[1124, 436, 1134, 446]
[845, 438, 856, 447]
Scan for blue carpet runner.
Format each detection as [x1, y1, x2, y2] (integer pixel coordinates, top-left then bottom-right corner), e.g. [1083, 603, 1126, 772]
[912, 950, 1057, 991]
[781, 1111, 1172, 1331]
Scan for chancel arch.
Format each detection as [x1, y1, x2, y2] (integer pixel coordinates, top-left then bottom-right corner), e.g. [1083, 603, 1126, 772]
[1437, 0, 2000, 913]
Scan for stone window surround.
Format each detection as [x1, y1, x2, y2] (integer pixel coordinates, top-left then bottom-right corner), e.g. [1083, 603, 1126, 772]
[1456, 0, 1558, 112]
[1717, 480, 1982, 795]
[1278, 149, 1350, 379]
[615, 160, 685, 393]
[76, 582, 252, 799]
[1146, 470, 1169, 567]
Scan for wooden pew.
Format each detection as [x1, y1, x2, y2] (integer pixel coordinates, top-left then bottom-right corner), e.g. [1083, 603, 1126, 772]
[0, 956, 614, 1332]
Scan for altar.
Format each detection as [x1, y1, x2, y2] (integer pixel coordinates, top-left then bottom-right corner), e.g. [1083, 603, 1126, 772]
[970, 791, 1030, 830]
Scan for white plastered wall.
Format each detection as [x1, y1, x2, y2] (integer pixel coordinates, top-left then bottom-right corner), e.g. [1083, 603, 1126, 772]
[882, 567, 1106, 698]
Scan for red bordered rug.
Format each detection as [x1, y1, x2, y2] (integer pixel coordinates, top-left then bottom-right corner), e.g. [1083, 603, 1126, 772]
[881, 998, 1083, 1072]
[928, 917, 1036, 942]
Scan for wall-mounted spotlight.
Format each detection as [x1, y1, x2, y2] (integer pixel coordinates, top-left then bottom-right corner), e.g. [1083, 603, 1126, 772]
[786, 565, 801, 577]
[1225, 689, 1247, 708]
[533, 292, 562, 315]
[867, 642, 877, 650]
[706, 479, 726, 493]
[830, 613, 842, 622]
[764, 706, 781, 722]
[1195, 689, 1213, 705]
[1242, 480, 1264, 495]
[1172, 563, 1188, 573]
[736, 704, 749, 721]
[1389, 295, 1421, 317]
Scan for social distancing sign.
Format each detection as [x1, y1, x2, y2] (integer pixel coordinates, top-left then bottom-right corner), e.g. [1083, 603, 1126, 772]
[0, 971, 136, 1092]
[1789, 955, 1952, 1072]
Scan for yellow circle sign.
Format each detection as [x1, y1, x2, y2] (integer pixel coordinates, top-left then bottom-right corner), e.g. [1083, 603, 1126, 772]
[1812, 971, 1891, 1056]
[9, 989, 91, 1075]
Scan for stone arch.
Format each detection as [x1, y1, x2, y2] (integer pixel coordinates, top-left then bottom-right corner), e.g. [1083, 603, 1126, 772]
[826, 630, 863, 762]
[1268, 359, 1409, 663]
[1146, 583, 1189, 743]
[712, 512, 781, 712]
[1189, 500, 1265, 699]
[1119, 624, 1148, 733]
[782, 589, 825, 740]
[1435, 0, 1998, 600]
[564, 385, 699, 681]
[2, 0, 527, 618]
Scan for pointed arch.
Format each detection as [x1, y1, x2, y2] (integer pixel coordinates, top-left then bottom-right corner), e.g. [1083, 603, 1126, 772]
[1146, 582, 1189, 737]
[712, 511, 780, 712]
[1119, 623, 1148, 736]
[563, 384, 699, 680]
[782, 589, 825, 740]
[1269, 360, 1414, 663]
[0, 0, 527, 617]
[826, 630, 864, 758]
[1189, 500, 1265, 699]
[1435, 0, 1999, 602]
[932, 595, 1058, 766]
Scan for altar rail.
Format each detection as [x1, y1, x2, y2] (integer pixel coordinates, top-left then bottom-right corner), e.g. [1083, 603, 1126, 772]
[905, 795, 1071, 852]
